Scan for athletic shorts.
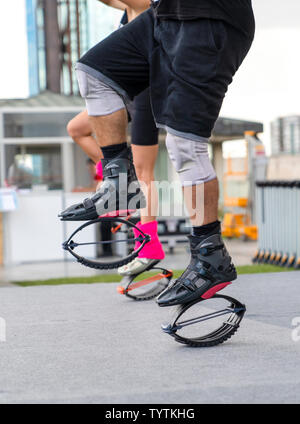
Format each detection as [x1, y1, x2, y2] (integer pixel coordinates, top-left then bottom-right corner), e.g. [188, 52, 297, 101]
[131, 88, 159, 146]
[77, 6, 254, 141]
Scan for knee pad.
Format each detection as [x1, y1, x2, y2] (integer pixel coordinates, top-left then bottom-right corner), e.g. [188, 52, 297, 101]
[76, 69, 126, 116]
[166, 133, 216, 186]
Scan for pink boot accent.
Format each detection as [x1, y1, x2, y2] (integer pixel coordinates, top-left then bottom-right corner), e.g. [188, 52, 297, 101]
[133, 221, 165, 260]
[95, 161, 103, 180]
[201, 282, 232, 300]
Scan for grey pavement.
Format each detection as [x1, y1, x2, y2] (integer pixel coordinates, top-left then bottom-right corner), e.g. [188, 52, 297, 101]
[0, 239, 257, 284]
[0, 271, 300, 404]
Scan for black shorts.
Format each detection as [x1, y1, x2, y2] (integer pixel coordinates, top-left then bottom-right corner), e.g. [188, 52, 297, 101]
[131, 88, 159, 146]
[77, 7, 254, 141]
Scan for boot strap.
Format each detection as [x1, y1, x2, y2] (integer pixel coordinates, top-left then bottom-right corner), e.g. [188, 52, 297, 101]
[177, 265, 215, 292]
[191, 243, 224, 256]
[103, 159, 130, 178]
[102, 166, 120, 178]
[83, 198, 95, 210]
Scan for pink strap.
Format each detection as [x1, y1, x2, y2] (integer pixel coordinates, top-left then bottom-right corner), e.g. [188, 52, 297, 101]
[96, 161, 103, 180]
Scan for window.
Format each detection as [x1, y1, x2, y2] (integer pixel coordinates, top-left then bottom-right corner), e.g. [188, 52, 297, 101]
[4, 112, 76, 138]
[5, 145, 63, 190]
[37, 0, 47, 91]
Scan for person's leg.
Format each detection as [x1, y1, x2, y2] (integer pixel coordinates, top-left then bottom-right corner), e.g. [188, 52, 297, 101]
[88, 109, 128, 148]
[67, 110, 103, 164]
[183, 179, 219, 227]
[132, 144, 158, 222]
[59, 10, 155, 221]
[153, 18, 254, 305]
[148, 19, 230, 283]
[165, 133, 219, 224]
[157, 133, 236, 306]
[130, 88, 159, 223]
[75, 9, 155, 150]
[118, 88, 164, 276]
[60, 73, 145, 220]
[75, 65, 130, 151]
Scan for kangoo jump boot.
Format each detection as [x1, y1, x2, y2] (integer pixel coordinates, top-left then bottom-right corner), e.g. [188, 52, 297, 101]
[157, 228, 237, 307]
[59, 147, 146, 221]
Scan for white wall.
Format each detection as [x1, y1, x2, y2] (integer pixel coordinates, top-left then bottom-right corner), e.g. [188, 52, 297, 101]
[3, 192, 96, 264]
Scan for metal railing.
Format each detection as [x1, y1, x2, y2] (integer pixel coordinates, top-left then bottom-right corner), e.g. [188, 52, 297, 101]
[254, 181, 300, 268]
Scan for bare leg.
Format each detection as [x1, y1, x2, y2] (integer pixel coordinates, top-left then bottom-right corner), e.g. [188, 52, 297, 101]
[183, 178, 219, 227]
[157, 176, 237, 307]
[67, 110, 103, 164]
[131, 144, 159, 224]
[88, 109, 128, 147]
[60, 108, 140, 221]
[118, 144, 164, 274]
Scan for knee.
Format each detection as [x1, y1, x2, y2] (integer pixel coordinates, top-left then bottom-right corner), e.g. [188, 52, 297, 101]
[134, 162, 154, 184]
[67, 119, 79, 141]
[166, 133, 216, 186]
[67, 118, 87, 142]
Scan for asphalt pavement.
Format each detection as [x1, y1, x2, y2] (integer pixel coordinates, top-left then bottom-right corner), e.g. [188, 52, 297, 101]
[0, 271, 299, 404]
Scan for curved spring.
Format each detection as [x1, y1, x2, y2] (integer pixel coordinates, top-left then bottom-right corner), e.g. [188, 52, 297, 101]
[62, 217, 150, 270]
[118, 267, 173, 301]
[162, 294, 246, 347]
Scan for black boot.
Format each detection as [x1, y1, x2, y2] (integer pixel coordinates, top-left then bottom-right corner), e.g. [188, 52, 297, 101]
[59, 147, 146, 221]
[157, 229, 237, 307]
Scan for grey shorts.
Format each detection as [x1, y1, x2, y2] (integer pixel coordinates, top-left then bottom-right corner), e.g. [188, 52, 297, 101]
[76, 69, 126, 116]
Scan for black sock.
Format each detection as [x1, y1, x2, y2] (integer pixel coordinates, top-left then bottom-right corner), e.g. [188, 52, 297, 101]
[101, 142, 127, 159]
[192, 220, 221, 237]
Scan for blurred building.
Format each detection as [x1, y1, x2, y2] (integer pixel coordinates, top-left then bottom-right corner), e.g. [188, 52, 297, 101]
[271, 115, 300, 155]
[0, 0, 121, 100]
[39, 0, 120, 96]
[0, 1, 264, 265]
[268, 115, 300, 180]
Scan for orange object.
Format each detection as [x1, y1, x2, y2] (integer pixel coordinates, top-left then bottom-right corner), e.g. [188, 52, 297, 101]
[117, 286, 126, 294]
[224, 198, 248, 208]
[117, 271, 173, 294]
[111, 214, 133, 234]
[222, 213, 257, 241]
[275, 253, 282, 263]
[280, 254, 288, 265]
[221, 133, 261, 241]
